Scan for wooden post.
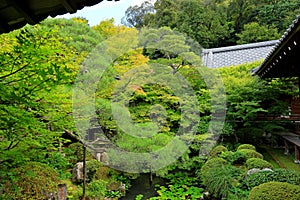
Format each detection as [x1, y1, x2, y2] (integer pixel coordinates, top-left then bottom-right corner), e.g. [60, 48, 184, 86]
[149, 165, 153, 185]
[58, 184, 67, 200]
[82, 145, 87, 200]
[284, 140, 290, 155]
[298, 76, 300, 96]
[295, 145, 300, 164]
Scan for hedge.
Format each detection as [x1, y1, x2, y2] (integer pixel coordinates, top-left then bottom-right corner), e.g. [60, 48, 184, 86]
[246, 158, 273, 170]
[200, 157, 227, 177]
[244, 168, 300, 189]
[210, 145, 228, 157]
[237, 144, 256, 151]
[2, 162, 60, 199]
[237, 149, 263, 160]
[248, 182, 300, 200]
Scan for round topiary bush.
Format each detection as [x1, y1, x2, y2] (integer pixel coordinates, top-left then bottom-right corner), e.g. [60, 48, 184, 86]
[3, 162, 60, 199]
[246, 158, 273, 169]
[237, 144, 256, 151]
[200, 157, 227, 177]
[210, 145, 228, 157]
[237, 149, 263, 160]
[248, 182, 300, 200]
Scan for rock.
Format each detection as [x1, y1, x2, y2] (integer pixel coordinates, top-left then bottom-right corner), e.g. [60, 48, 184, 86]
[246, 168, 261, 176]
[72, 162, 83, 183]
[246, 168, 273, 178]
[100, 152, 108, 164]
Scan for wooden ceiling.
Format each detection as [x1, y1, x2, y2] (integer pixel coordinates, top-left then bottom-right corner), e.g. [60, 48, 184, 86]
[255, 15, 300, 79]
[0, 0, 119, 34]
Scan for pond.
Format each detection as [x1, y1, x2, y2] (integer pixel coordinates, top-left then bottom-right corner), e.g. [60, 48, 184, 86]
[121, 173, 166, 200]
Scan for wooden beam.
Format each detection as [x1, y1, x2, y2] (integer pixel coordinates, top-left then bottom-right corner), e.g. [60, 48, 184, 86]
[10, 0, 37, 24]
[60, 0, 77, 13]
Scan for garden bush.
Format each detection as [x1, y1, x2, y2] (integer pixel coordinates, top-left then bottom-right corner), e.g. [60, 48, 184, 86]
[2, 162, 60, 199]
[86, 179, 108, 199]
[237, 144, 256, 151]
[209, 145, 228, 157]
[244, 168, 300, 190]
[246, 158, 273, 170]
[248, 182, 300, 200]
[86, 159, 102, 182]
[221, 150, 246, 164]
[237, 149, 263, 160]
[200, 157, 227, 177]
[202, 165, 243, 199]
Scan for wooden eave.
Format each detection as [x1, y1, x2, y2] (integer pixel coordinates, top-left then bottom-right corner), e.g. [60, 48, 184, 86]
[255, 15, 300, 79]
[0, 0, 119, 34]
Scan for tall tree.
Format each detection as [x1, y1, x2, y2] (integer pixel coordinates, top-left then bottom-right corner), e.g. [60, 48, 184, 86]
[121, 1, 155, 28]
[236, 22, 281, 44]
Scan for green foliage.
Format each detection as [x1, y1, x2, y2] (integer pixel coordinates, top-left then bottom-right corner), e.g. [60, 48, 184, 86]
[151, 172, 203, 200]
[40, 18, 103, 53]
[220, 150, 247, 165]
[42, 152, 72, 179]
[0, 24, 79, 182]
[86, 160, 103, 182]
[200, 157, 227, 177]
[238, 149, 263, 160]
[86, 179, 108, 199]
[236, 22, 280, 44]
[176, 0, 230, 48]
[246, 158, 273, 169]
[152, 0, 180, 29]
[255, 0, 300, 33]
[243, 169, 300, 190]
[151, 184, 203, 200]
[121, 1, 155, 28]
[64, 143, 84, 165]
[123, 0, 300, 47]
[202, 165, 244, 199]
[2, 162, 60, 199]
[92, 18, 127, 39]
[209, 145, 228, 157]
[218, 62, 294, 142]
[248, 182, 300, 200]
[237, 144, 256, 151]
[135, 194, 144, 200]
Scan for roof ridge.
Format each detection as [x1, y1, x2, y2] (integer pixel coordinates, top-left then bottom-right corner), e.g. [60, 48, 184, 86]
[202, 40, 279, 54]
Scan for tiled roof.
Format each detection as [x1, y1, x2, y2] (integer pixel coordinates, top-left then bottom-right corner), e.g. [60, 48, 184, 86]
[201, 40, 278, 68]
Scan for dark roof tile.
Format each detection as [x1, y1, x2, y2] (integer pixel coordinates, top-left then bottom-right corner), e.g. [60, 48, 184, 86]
[201, 40, 278, 68]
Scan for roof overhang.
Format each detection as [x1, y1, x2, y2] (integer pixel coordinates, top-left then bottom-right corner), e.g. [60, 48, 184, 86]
[0, 0, 119, 34]
[255, 15, 300, 79]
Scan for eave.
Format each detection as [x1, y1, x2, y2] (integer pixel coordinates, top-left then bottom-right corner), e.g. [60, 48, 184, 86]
[255, 15, 300, 79]
[0, 0, 119, 34]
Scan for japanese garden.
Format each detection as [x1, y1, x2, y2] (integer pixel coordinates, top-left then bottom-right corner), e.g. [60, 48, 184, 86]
[1, 0, 300, 199]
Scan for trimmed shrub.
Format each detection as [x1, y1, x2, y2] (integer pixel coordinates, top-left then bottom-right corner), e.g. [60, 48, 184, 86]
[3, 162, 60, 199]
[203, 165, 243, 199]
[210, 145, 228, 157]
[238, 149, 263, 160]
[200, 157, 227, 177]
[246, 158, 273, 170]
[237, 144, 256, 151]
[244, 168, 300, 190]
[221, 150, 246, 164]
[248, 182, 300, 200]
